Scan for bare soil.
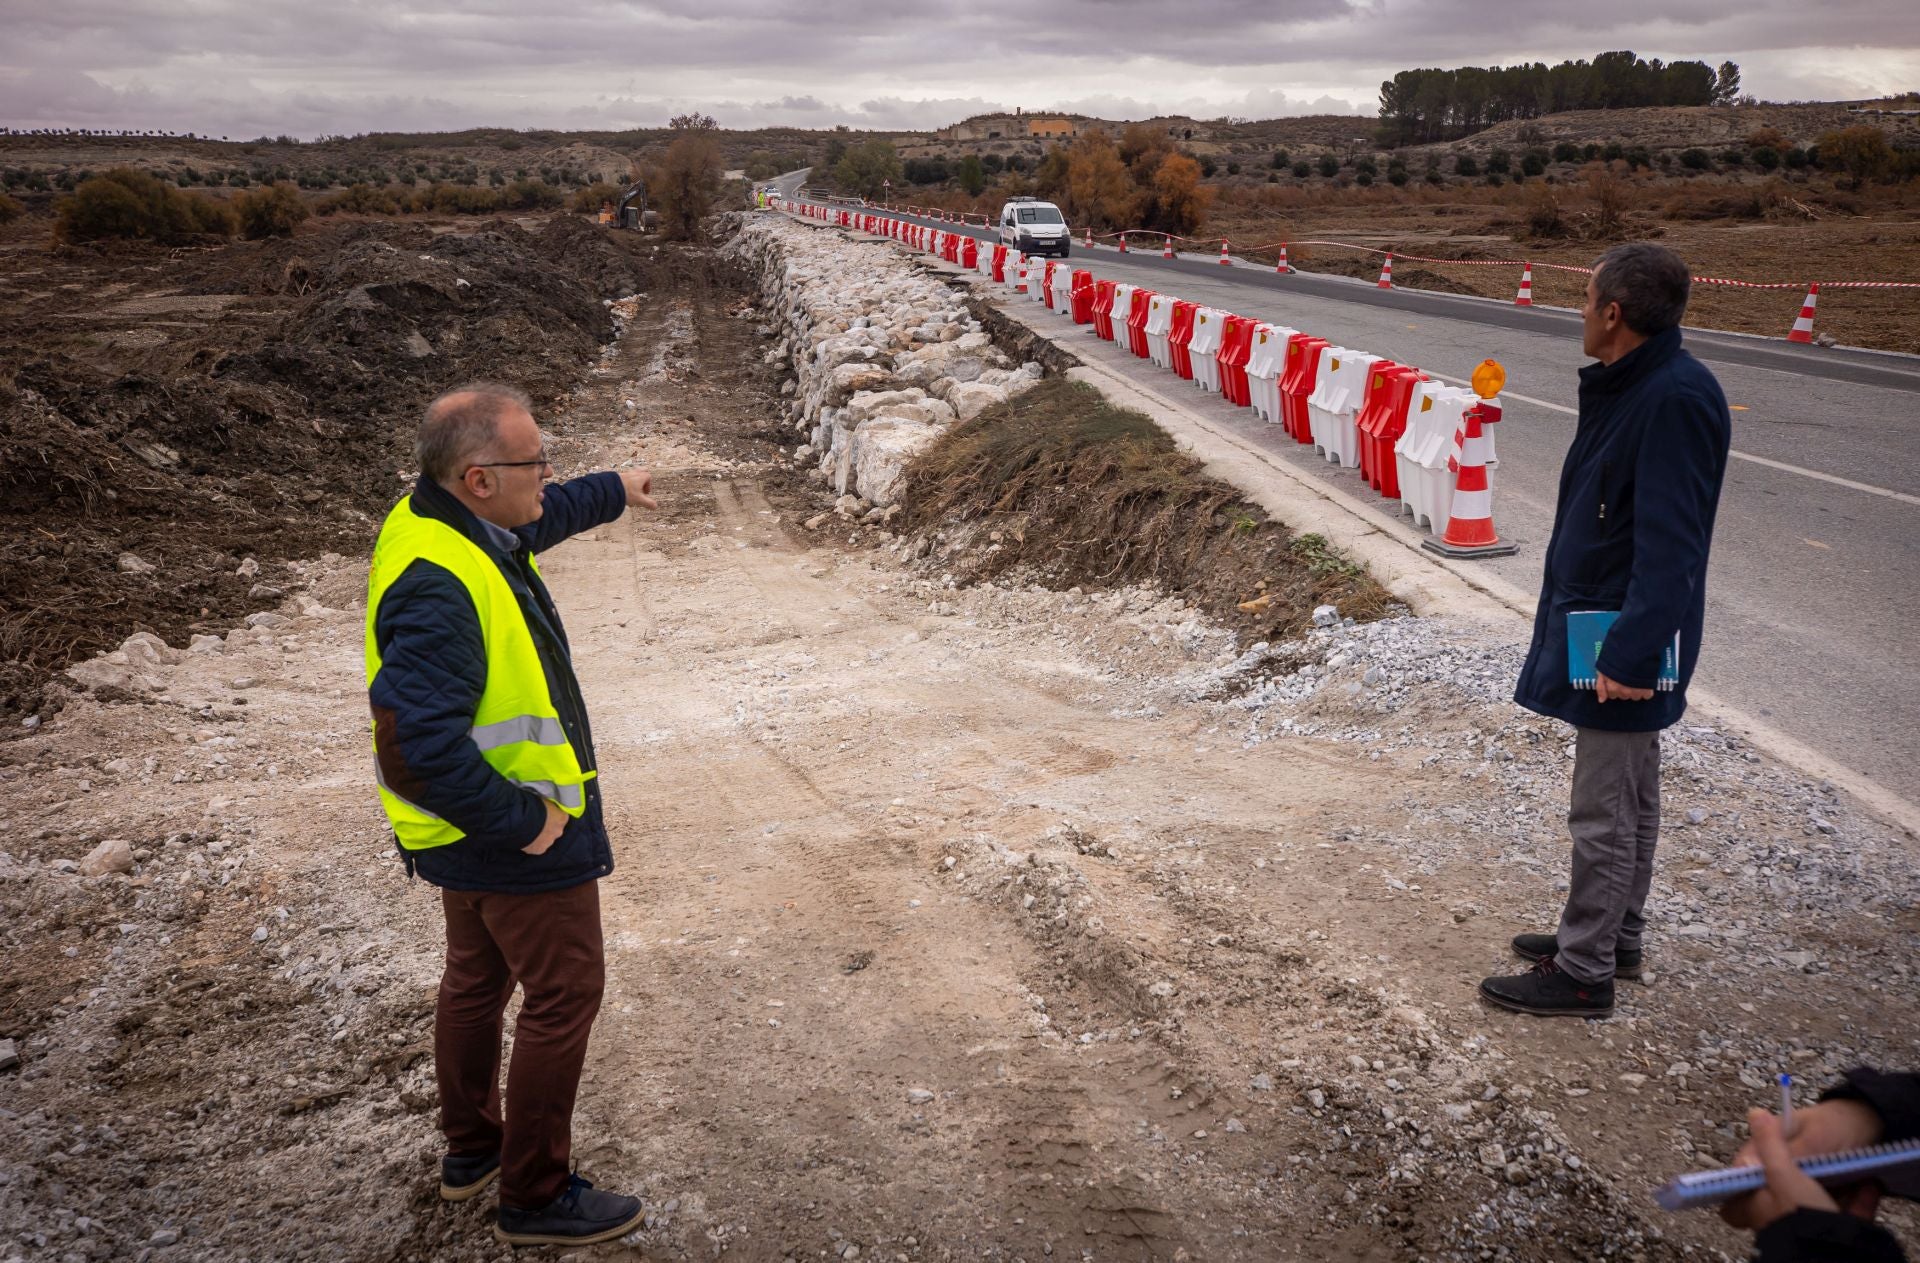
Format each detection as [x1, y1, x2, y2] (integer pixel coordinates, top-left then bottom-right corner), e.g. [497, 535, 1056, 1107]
[0, 211, 669, 721]
[3, 227, 1915, 1263]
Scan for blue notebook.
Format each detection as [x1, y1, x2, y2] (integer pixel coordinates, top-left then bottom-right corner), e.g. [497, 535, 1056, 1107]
[1655, 1137, 1920, 1210]
[1566, 610, 1679, 692]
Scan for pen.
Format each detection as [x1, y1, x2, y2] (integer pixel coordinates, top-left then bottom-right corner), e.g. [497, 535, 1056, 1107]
[1779, 1073, 1795, 1140]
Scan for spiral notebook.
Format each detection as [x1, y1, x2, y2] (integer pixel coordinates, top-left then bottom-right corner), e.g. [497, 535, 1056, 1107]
[1655, 1138, 1920, 1210]
[1566, 610, 1679, 692]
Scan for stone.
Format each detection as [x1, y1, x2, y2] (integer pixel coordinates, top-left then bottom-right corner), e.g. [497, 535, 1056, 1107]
[148, 1229, 178, 1247]
[248, 583, 285, 601]
[188, 634, 224, 655]
[906, 1087, 934, 1105]
[1249, 1073, 1273, 1092]
[1685, 808, 1709, 825]
[236, 558, 259, 579]
[947, 382, 1009, 422]
[1305, 1088, 1327, 1110]
[0, 1037, 18, 1072]
[1224, 1117, 1246, 1133]
[120, 631, 180, 666]
[1312, 604, 1339, 627]
[804, 513, 831, 531]
[245, 612, 289, 630]
[117, 552, 156, 574]
[849, 417, 943, 507]
[230, 676, 257, 690]
[80, 838, 135, 877]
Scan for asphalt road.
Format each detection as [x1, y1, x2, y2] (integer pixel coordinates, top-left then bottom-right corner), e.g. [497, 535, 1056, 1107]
[792, 197, 1920, 814]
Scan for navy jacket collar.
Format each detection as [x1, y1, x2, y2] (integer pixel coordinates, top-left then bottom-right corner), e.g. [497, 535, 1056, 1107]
[1578, 326, 1684, 397]
[411, 476, 522, 558]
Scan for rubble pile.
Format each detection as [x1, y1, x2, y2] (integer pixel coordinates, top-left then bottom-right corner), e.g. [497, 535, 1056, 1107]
[723, 215, 1043, 507]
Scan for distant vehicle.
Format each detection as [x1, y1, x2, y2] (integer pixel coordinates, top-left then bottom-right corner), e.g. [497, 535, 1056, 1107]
[999, 197, 1070, 258]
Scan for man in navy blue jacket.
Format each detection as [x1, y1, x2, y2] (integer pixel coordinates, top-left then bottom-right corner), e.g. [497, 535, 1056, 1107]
[1481, 243, 1731, 1019]
[367, 383, 657, 1245]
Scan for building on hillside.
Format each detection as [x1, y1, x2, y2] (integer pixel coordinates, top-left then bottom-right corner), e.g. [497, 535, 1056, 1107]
[937, 113, 1084, 142]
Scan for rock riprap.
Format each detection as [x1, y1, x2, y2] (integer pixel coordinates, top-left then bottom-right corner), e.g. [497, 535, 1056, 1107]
[725, 216, 1042, 507]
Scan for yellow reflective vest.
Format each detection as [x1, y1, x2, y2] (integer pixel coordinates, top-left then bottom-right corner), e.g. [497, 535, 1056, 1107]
[364, 496, 595, 850]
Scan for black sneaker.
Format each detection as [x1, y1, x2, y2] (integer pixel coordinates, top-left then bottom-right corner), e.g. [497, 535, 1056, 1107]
[1480, 957, 1614, 1018]
[440, 1151, 500, 1202]
[1511, 932, 1644, 980]
[495, 1175, 644, 1247]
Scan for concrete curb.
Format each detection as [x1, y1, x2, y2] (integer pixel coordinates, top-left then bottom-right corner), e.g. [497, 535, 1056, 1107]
[783, 213, 1920, 840]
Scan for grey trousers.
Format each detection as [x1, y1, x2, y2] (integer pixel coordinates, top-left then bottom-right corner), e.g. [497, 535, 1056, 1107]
[1554, 726, 1661, 984]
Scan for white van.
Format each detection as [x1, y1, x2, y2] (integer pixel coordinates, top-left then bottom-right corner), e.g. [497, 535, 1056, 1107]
[999, 197, 1070, 258]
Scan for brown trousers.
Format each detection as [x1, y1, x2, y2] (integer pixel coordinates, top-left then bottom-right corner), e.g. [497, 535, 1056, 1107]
[435, 880, 605, 1209]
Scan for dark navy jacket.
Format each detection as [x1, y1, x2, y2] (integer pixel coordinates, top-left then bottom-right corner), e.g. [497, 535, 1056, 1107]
[1514, 328, 1731, 733]
[368, 472, 628, 892]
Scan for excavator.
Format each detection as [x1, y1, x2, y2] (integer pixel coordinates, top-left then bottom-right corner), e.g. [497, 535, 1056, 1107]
[607, 179, 657, 231]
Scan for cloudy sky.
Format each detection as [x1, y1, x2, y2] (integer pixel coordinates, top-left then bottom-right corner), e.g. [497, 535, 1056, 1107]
[3, 1, 1917, 138]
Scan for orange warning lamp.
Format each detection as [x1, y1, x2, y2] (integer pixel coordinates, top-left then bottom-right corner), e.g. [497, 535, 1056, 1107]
[1471, 358, 1506, 399]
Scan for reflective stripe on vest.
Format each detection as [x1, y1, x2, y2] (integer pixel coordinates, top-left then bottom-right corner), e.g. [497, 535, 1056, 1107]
[364, 496, 595, 850]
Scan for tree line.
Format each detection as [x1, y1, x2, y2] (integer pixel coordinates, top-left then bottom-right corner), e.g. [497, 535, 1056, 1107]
[829, 127, 1213, 236]
[1377, 52, 1743, 145]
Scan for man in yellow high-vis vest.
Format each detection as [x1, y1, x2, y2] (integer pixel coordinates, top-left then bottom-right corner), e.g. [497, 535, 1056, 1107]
[366, 383, 656, 1247]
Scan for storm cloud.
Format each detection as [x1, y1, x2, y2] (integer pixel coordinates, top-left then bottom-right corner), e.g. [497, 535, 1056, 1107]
[2, 0, 1916, 137]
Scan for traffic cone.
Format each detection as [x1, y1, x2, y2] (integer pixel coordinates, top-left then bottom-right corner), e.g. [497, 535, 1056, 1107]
[1514, 263, 1534, 306]
[1118, 232, 1128, 254]
[1162, 236, 1174, 259]
[1424, 403, 1517, 558]
[1084, 225, 1093, 247]
[1787, 283, 1818, 343]
[1276, 244, 1292, 274]
[1377, 253, 1394, 289]
[1219, 239, 1232, 266]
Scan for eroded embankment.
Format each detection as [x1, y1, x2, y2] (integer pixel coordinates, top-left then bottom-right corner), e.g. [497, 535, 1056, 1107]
[727, 214, 1388, 640]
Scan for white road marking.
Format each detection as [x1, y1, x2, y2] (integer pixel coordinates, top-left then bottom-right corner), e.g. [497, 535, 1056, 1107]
[1431, 378, 1920, 509]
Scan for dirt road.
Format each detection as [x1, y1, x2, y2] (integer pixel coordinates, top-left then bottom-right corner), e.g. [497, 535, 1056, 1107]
[3, 243, 1916, 1263]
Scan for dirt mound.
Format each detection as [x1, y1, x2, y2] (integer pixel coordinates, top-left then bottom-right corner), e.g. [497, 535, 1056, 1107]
[0, 215, 661, 724]
[898, 377, 1390, 639]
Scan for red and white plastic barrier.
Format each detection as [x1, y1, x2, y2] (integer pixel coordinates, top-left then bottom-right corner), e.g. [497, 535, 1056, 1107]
[1188, 307, 1225, 393]
[1305, 348, 1379, 468]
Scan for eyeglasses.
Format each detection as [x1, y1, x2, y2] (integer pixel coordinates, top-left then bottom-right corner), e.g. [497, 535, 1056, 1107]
[469, 450, 553, 473]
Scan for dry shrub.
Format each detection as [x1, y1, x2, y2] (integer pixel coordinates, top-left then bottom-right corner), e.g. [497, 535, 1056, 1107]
[649, 133, 721, 241]
[502, 178, 565, 211]
[570, 181, 624, 213]
[53, 167, 235, 244]
[234, 181, 311, 237]
[317, 182, 400, 217]
[1518, 183, 1567, 239]
[1584, 164, 1632, 240]
[899, 378, 1387, 636]
[0, 192, 23, 224]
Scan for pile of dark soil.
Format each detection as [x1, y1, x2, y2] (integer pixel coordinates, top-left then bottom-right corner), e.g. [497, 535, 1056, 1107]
[0, 214, 669, 722]
[898, 377, 1391, 638]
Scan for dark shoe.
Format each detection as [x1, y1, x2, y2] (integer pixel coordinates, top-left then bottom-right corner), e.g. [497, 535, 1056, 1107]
[440, 1151, 500, 1202]
[1480, 957, 1614, 1018]
[495, 1175, 644, 1247]
[1511, 932, 1643, 980]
